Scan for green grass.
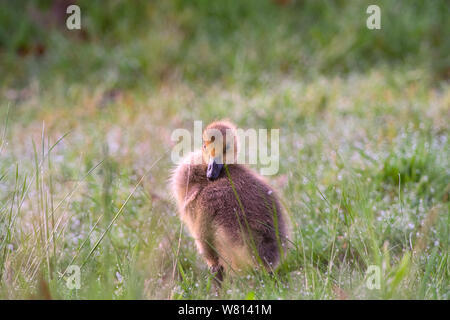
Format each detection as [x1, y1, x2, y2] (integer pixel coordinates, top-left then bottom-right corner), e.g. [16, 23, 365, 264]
[0, 0, 449, 299]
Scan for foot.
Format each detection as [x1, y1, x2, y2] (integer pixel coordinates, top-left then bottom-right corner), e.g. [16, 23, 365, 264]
[210, 265, 224, 283]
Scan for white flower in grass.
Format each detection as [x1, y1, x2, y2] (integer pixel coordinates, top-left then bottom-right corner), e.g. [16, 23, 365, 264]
[116, 271, 123, 283]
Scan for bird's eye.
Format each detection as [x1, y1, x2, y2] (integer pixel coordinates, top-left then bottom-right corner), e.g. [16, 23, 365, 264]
[203, 144, 206, 150]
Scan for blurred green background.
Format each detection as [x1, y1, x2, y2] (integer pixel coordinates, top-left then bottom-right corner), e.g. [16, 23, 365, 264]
[1, 0, 448, 89]
[0, 0, 448, 299]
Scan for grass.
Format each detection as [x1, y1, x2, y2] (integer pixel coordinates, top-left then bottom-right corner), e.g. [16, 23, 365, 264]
[0, 0, 449, 299]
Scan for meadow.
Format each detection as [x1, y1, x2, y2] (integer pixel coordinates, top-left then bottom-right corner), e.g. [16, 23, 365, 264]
[0, 0, 448, 299]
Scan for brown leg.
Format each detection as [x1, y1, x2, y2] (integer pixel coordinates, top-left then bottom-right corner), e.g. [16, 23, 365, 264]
[196, 239, 224, 289]
[195, 213, 225, 286]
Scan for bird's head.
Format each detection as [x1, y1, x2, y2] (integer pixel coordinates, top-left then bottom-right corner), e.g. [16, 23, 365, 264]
[202, 120, 238, 181]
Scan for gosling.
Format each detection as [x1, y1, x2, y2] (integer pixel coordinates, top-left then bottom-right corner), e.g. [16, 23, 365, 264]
[171, 120, 289, 281]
